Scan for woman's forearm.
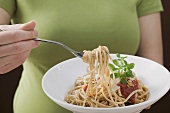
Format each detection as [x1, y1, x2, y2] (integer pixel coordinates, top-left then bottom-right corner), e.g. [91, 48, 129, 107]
[137, 13, 163, 65]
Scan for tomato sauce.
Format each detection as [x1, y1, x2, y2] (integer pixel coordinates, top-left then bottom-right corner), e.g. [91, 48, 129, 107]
[117, 79, 139, 104]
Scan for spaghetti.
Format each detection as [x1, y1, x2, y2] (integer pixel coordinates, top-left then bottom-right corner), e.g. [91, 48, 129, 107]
[65, 46, 149, 107]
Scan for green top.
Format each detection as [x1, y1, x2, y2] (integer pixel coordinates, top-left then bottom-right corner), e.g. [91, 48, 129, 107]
[0, 0, 163, 113]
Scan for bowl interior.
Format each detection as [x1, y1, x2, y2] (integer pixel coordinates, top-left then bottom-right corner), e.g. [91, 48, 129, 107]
[42, 54, 170, 113]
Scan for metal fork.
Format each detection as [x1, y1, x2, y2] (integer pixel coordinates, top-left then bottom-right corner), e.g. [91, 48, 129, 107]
[34, 38, 84, 57]
[0, 29, 84, 57]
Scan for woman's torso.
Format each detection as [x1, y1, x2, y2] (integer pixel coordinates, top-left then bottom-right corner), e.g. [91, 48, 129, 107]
[13, 0, 140, 113]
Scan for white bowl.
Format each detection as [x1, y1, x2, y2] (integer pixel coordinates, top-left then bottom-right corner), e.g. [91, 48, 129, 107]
[42, 54, 170, 113]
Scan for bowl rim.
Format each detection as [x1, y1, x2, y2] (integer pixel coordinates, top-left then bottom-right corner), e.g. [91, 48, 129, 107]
[42, 54, 170, 110]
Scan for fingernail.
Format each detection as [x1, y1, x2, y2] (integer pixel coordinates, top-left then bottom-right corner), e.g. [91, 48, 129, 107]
[33, 30, 38, 37]
[30, 20, 36, 25]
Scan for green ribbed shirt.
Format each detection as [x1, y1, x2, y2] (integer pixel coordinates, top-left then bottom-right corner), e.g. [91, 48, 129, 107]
[0, 0, 163, 113]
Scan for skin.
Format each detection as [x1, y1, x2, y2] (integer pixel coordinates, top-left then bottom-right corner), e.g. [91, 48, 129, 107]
[0, 6, 163, 110]
[0, 8, 40, 74]
[137, 13, 163, 110]
[0, 8, 163, 71]
[137, 13, 163, 65]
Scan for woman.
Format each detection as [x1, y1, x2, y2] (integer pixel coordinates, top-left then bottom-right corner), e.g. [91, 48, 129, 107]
[0, 0, 163, 113]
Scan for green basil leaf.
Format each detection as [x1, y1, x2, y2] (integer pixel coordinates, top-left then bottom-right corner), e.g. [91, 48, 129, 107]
[110, 74, 113, 79]
[116, 53, 121, 58]
[121, 77, 126, 84]
[123, 60, 128, 65]
[108, 64, 118, 71]
[113, 59, 122, 67]
[121, 73, 126, 77]
[114, 73, 120, 78]
[121, 56, 127, 60]
[126, 70, 134, 77]
[127, 63, 135, 69]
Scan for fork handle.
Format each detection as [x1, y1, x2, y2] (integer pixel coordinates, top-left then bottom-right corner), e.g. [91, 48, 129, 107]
[34, 38, 69, 48]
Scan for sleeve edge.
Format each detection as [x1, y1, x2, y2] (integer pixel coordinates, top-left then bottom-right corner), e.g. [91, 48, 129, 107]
[0, 2, 15, 17]
[138, 7, 164, 17]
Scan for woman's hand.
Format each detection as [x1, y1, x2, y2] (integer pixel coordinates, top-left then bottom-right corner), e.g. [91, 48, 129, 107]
[0, 21, 40, 74]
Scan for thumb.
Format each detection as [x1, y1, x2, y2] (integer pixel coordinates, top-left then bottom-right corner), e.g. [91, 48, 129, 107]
[19, 20, 36, 31]
[0, 20, 36, 31]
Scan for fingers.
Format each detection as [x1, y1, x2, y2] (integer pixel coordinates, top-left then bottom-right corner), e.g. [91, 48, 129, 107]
[19, 20, 36, 31]
[0, 50, 31, 67]
[0, 20, 36, 31]
[0, 20, 38, 74]
[0, 30, 38, 45]
[0, 59, 28, 74]
[0, 50, 31, 74]
[0, 24, 22, 31]
[0, 40, 40, 57]
[145, 106, 151, 110]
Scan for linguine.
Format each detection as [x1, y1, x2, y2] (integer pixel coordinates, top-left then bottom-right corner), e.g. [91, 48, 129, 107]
[64, 46, 149, 108]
